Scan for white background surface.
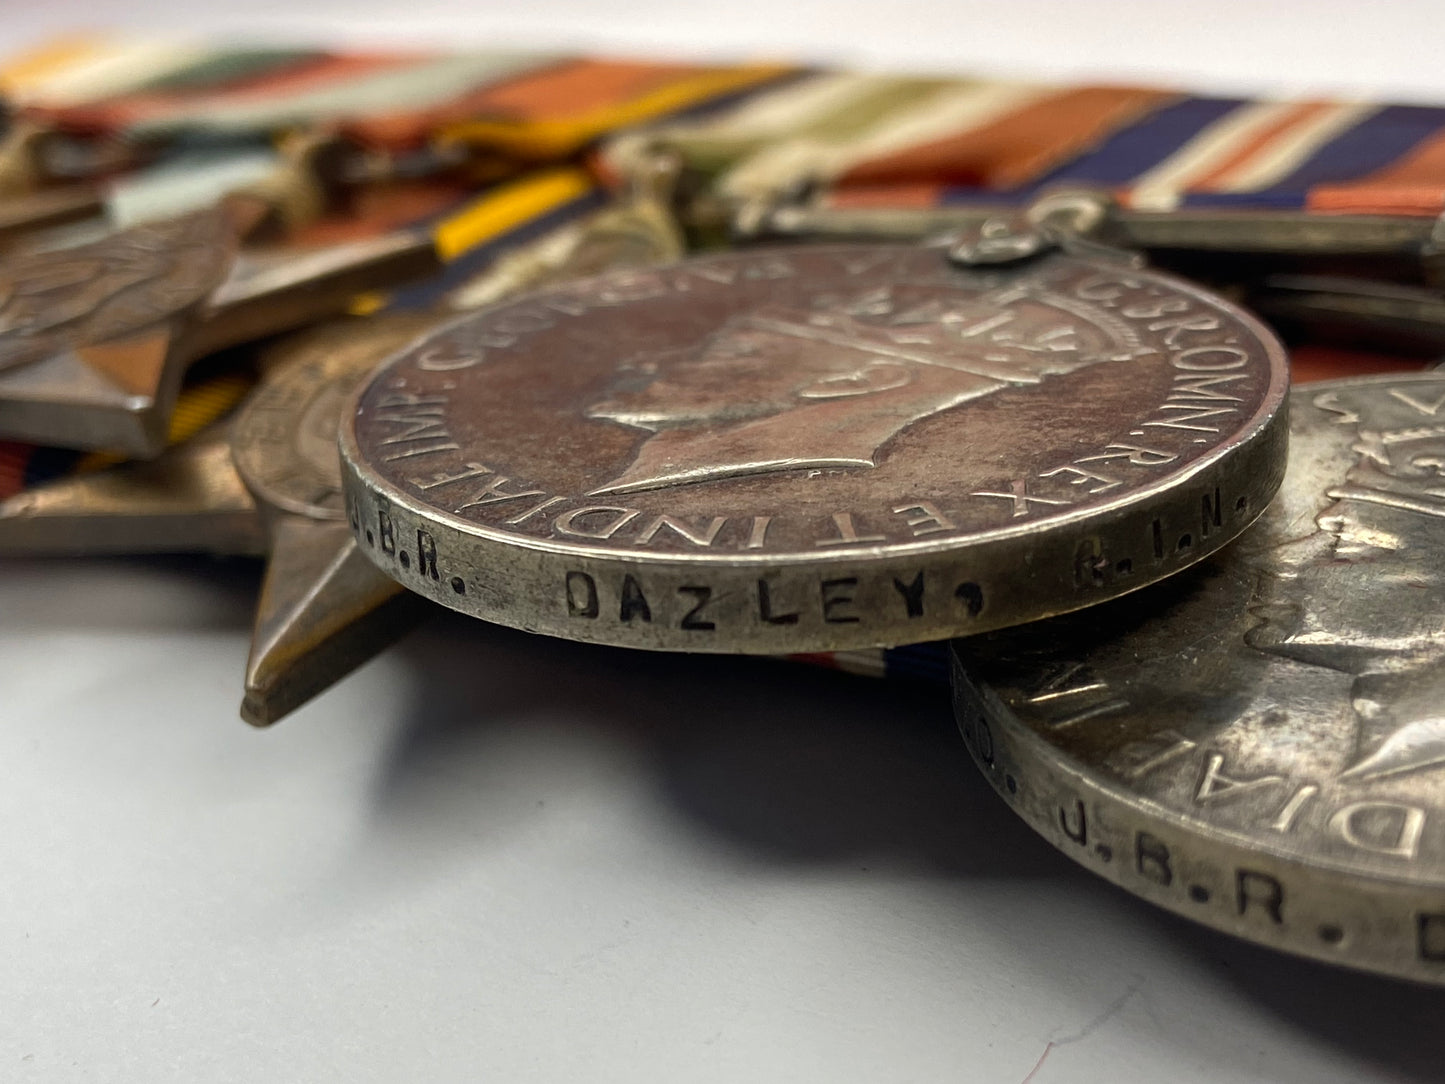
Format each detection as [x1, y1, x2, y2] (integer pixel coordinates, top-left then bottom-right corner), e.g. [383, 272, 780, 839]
[4, 4, 1445, 1082]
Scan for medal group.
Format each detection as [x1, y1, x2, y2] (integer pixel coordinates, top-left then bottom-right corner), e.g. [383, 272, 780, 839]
[3, 42, 1445, 984]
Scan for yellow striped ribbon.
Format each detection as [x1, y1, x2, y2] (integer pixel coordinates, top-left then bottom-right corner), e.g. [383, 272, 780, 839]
[439, 65, 793, 160]
[0, 35, 111, 97]
[349, 165, 597, 314]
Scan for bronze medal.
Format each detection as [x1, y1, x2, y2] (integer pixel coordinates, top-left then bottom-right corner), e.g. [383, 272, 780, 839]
[0, 186, 690, 723]
[0, 316, 438, 724]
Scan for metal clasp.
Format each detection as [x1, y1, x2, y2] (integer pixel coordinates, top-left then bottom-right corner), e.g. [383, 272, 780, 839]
[941, 190, 1141, 269]
[738, 186, 1444, 279]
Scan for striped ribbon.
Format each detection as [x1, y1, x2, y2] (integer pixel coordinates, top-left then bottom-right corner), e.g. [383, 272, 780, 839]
[0, 39, 795, 157]
[601, 71, 1445, 218]
[19, 46, 1445, 217]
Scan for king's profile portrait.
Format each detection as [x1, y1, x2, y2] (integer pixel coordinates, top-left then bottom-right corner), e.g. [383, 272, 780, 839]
[584, 285, 1150, 496]
[1246, 387, 1445, 781]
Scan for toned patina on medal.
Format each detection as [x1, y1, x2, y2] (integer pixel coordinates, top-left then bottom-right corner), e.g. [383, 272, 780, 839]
[341, 243, 1288, 652]
[952, 373, 1445, 984]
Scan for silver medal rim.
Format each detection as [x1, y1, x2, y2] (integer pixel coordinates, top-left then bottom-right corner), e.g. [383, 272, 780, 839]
[337, 247, 1289, 650]
[949, 373, 1445, 984]
[951, 371, 1445, 881]
[338, 247, 1290, 568]
[952, 641, 1445, 985]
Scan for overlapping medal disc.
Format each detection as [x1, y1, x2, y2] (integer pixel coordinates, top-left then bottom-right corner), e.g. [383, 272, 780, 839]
[951, 373, 1445, 984]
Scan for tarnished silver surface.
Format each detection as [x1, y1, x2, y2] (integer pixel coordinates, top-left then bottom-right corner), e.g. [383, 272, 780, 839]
[341, 243, 1288, 653]
[952, 372, 1445, 984]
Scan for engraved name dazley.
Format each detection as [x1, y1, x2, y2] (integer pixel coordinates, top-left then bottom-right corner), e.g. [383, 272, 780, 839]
[340, 244, 1287, 652]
